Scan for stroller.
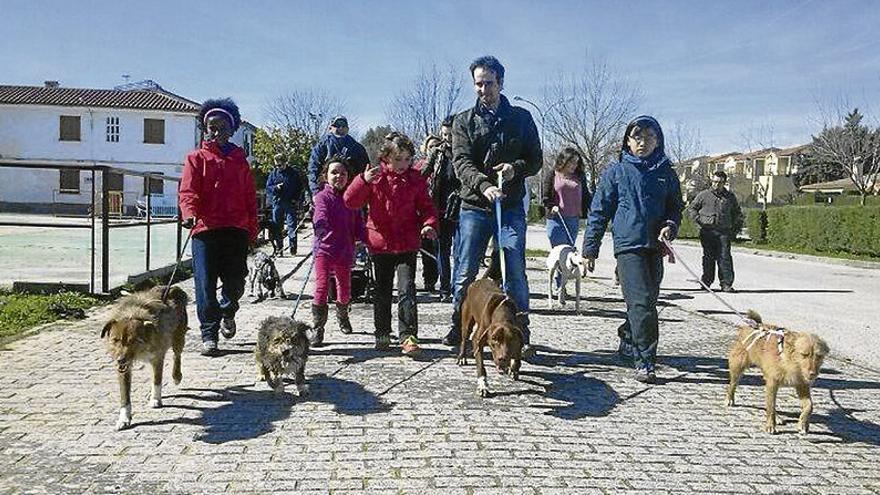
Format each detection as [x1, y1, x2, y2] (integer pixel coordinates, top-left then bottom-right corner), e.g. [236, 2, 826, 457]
[328, 242, 375, 303]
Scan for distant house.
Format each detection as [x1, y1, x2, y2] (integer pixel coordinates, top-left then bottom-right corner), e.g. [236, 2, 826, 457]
[0, 80, 255, 215]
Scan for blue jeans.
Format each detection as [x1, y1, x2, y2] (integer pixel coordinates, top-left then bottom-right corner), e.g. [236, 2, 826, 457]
[271, 203, 297, 252]
[616, 249, 664, 371]
[191, 228, 249, 343]
[451, 204, 530, 343]
[435, 219, 456, 296]
[546, 214, 579, 247]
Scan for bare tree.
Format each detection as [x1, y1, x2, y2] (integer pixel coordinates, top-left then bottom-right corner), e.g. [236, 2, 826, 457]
[666, 120, 706, 166]
[264, 89, 347, 138]
[541, 58, 642, 189]
[386, 63, 463, 148]
[811, 108, 880, 206]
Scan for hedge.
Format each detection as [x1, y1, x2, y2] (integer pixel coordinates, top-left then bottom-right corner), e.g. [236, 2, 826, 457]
[765, 206, 880, 257]
[745, 209, 768, 243]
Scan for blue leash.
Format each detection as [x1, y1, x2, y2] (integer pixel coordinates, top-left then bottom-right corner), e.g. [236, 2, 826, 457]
[495, 172, 506, 289]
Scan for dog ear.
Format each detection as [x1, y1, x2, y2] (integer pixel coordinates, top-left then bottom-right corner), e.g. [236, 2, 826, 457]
[101, 320, 114, 339]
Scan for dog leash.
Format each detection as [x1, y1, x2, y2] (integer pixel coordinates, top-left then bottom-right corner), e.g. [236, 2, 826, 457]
[556, 211, 578, 247]
[660, 238, 750, 325]
[162, 222, 195, 303]
[290, 252, 316, 319]
[495, 171, 507, 288]
[419, 248, 438, 262]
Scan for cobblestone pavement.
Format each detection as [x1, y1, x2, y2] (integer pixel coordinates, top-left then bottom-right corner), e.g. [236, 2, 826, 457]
[2, 245, 879, 494]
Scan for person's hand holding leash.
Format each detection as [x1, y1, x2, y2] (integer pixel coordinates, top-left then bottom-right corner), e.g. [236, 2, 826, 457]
[550, 205, 560, 216]
[420, 225, 437, 240]
[363, 164, 381, 184]
[658, 225, 673, 242]
[493, 162, 515, 182]
[483, 185, 505, 202]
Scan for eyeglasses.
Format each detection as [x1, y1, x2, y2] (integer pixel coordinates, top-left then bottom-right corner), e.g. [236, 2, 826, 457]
[628, 134, 657, 143]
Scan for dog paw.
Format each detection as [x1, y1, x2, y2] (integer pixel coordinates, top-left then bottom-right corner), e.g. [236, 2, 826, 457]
[798, 422, 810, 435]
[456, 357, 467, 366]
[725, 397, 735, 407]
[172, 372, 182, 385]
[115, 407, 132, 431]
[149, 398, 162, 409]
[763, 423, 777, 435]
[476, 377, 490, 398]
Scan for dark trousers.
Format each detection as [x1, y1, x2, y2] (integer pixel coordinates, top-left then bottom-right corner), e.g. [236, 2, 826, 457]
[372, 251, 418, 340]
[616, 249, 664, 371]
[191, 228, 249, 343]
[699, 228, 734, 288]
[271, 203, 297, 253]
[421, 238, 438, 290]
[436, 219, 455, 296]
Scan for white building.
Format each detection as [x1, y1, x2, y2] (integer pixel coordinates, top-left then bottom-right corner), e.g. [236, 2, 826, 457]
[0, 81, 255, 216]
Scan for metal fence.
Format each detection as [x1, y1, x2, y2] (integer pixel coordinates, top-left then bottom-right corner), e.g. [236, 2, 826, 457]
[0, 162, 184, 294]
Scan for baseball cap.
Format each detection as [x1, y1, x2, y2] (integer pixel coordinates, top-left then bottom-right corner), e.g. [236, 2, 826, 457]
[331, 115, 348, 127]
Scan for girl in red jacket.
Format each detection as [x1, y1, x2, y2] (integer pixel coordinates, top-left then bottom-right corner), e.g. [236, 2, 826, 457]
[344, 132, 439, 355]
[178, 98, 258, 357]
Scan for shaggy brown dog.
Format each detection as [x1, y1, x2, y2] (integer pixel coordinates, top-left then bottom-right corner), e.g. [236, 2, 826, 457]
[726, 310, 829, 434]
[254, 316, 310, 396]
[456, 278, 523, 397]
[101, 286, 188, 430]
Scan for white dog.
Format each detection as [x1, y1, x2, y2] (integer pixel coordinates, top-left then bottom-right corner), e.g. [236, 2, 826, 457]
[546, 244, 586, 311]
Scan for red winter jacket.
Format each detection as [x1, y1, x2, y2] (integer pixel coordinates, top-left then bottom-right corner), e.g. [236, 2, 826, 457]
[178, 141, 258, 241]
[343, 163, 439, 254]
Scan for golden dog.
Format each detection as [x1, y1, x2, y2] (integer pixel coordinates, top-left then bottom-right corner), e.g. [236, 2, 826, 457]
[457, 278, 523, 397]
[101, 286, 188, 430]
[726, 311, 829, 434]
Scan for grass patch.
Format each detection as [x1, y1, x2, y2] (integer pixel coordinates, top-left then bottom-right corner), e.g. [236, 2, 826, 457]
[0, 290, 102, 340]
[525, 248, 549, 258]
[734, 240, 880, 263]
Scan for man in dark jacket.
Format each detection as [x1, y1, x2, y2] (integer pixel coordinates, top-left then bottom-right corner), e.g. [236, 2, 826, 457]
[443, 56, 543, 360]
[420, 116, 459, 302]
[582, 115, 683, 383]
[687, 170, 743, 292]
[266, 153, 305, 256]
[307, 116, 370, 196]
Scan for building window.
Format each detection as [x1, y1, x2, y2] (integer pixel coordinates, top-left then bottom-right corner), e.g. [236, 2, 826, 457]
[144, 118, 165, 144]
[143, 172, 164, 195]
[106, 116, 120, 142]
[59, 169, 80, 193]
[59, 115, 81, 141]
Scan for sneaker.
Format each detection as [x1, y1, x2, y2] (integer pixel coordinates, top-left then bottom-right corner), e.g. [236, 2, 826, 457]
[400, 335, 421, 356]
[721, 286, 736, 293]
[220, 317, 236, 339]
[290, 245, 297, 256]
[521, 344, 537, 361]
[200, 340, 220, 357]
[634, 368, 657, 384]
[442, 328, 460, 347]
[374, 335, 392, 351]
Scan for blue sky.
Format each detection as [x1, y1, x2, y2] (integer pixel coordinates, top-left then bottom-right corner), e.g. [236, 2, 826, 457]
[3, 0, 878, 154]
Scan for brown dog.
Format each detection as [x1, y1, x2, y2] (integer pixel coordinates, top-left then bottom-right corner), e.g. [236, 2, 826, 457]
[456, 278, 523, 397]
[726, 311, 829, 434]
[101, 286, 188, 430]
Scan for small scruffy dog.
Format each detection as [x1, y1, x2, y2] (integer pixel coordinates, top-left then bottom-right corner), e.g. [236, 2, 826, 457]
[726, 310, 830, 434]
[254, 316, 310, 396]
[249, 251, 286, 301]
[101, 285, 188, 430]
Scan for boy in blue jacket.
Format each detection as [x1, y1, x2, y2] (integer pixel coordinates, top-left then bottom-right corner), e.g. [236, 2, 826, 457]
[582, 116, 683, 384]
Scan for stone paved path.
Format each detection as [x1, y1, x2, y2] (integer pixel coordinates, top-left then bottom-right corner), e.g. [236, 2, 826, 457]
[2, 246, 879, 494]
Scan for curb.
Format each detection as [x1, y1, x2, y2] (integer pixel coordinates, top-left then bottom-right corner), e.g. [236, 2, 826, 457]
[675, 239, 880, 270]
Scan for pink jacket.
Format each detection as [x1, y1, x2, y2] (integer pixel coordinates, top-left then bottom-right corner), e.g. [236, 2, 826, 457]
[312, 184, 365, 265]
[343, 164, 439, 254]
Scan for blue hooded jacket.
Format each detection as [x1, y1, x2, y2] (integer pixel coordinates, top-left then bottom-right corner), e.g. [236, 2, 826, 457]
[266, 166, 303, 207]
[307, 133, 370, 196]
[582, 116, 684, 258]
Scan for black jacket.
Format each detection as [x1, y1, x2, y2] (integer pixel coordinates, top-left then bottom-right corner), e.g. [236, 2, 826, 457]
[452, 95, 542, 211]
[687, 188, 744, 234]
[421, 144, 459, 216]
[541, 168, 592, 219]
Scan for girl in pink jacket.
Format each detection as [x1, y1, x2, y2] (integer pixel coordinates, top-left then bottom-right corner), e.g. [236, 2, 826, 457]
[344, 132, 438, 355]
[310, 156, 365, 347]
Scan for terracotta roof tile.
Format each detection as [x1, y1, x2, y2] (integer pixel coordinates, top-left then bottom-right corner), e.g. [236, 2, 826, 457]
[0, 85, 200, 113]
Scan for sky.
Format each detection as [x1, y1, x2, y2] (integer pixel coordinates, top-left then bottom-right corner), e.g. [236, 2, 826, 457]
[2, 0, 879, 155]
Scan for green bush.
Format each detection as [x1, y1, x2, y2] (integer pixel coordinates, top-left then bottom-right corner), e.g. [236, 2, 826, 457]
[765, 206, 880, 257]
[677, 214, 699, 239]
[745, 209, 768, 243]
[527, 202, 544, 224]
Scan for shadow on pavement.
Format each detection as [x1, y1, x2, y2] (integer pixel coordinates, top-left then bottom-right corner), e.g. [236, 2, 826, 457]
[305, 373, 392, 415]
[520, 370, 620, 419]
[664, 287, 853, 294]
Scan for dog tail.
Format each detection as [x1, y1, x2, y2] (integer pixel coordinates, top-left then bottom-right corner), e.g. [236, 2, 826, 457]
[745, 309, 762, 325]
[164, 286, 189, 306]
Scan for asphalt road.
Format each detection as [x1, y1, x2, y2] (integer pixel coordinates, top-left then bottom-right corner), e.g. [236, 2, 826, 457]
[527, 225, 880, 371]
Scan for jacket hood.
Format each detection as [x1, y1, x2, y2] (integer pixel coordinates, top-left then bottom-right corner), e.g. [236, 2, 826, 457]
[620, 115, 668, 168]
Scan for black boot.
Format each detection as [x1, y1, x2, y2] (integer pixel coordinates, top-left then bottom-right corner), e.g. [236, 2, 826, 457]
[442, 327, 460, 347]
[311, 304, 328, 347]
[336, 302, 353, 334]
